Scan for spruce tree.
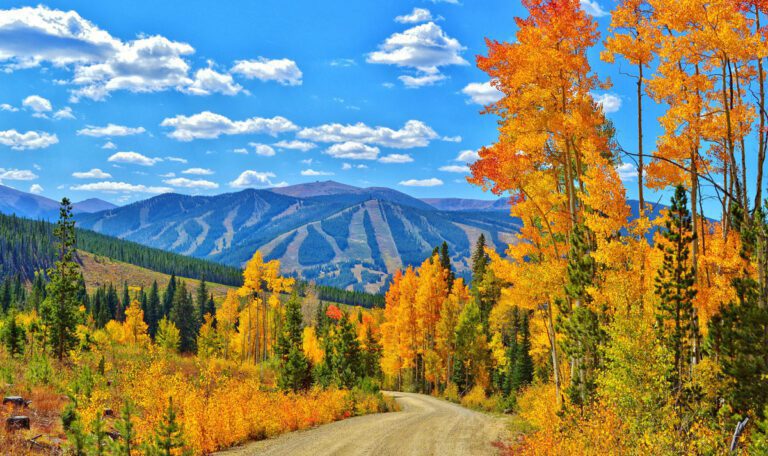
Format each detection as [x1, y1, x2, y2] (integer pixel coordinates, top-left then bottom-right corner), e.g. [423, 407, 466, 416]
[162, 274, 177, 318]
[119, 281, 130, 322]
[147, 281, 161, 337]
[145, 397, 187, 455]
[42, 198, 80, 360]
[276, 293, 312, 391]
[1, 279, 11, 314]
[511, 311, 534, 391]
[196, 278, 208, 323]
[0, 309, 25, 356]
[440, 241, 455, 290]
[471, 234, 489, 285]
[654, 185, 698, 398]
[170, 281, 198, 353]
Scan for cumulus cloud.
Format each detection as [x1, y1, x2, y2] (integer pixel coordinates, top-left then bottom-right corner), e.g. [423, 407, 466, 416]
[367, 22, 467, 87]
[395, 8, 433, 24]
[379, 153, 414, 164]
[461, 81, 503, 105]
[0, 6, 121, 68]
[163, 177, 219, 189]
[299, 120, 437, 149]
[185, 66, 243, 96]
[455, 149, 480, 162]
[273, 140, 316, 151]
[22, 95, 52, 114]
[70, 35, 195, 101]
[29, 183, 43, 194]
[0, 103, 18, 112]
[301, 169, 334, 176]
[230, 58, 302, 86]
[77, 123, 145, 137]
[594, 93, 622, 113]
[102, 141, 117, 149]
[182, 167, 213, 175]
[70, 181, 172, 193]
[324, 142, 379, 160]
[229, 170, 279, 188]
[581, 0, 609, 17]
[160, 111, 297, 141]
[399, 73, 445, 88]
[73, 168, 112, 179]
[249, 143, 276, 156]
[399, 178, 443, 187]
[53, 106, 75, 120]
[439, 164, 469, 173]
[342, 163, 367, 170]
[616, 163, 637, 181]
[0, 168, 38, 181]
[0, 130, 58, 150]
[107, 151, 161, 166]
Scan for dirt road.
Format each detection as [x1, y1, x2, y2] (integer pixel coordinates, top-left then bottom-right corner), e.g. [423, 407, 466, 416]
[217, 391, 509, 456]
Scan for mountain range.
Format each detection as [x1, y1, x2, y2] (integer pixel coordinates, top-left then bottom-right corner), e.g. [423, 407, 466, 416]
[0, 184, 117, 218]
[66, 181, 517, 292]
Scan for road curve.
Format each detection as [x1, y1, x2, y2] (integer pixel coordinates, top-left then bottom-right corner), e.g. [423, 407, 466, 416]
[217, 391, 508, 456]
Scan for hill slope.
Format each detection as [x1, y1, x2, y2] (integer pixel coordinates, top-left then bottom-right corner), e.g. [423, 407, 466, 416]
[0, 185, 116, 218]
[74, 182, 521, 292]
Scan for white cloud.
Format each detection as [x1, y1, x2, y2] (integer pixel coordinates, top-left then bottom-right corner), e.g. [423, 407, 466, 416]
[301, 169, 334, 176]
[367, 22, 467, 86]
[70, 181, 173, 194]
[616, 163, 636, 181]
[159, 172, 175, 178]
[163, 177, 219, 189]
[461, 81, 503, 105]
[77, 123, 145, 137]
[0, 168, 38, 181]
[250, 143, 276, 156]
[342, 163, 352, 170]
[330, 58, 356, 67]
[273, 140, 316, 151]
[594, 93, 622, 113]
[455, 149, 480, 162]
[439, 164, 470, 173]
[185, 66, 243, 95]
[342, 163, 367, 170]
[102, 141, 117, 149]
[0, 130, 58, 150]
[0, 6, 121, 68]
[29, 183, 43, 194]
[160, 111, 297, 141]
[442, 135, 462, 143]
[22, 95, 52, 113]
[229, 170, 279, 188]
[233, 148, 248, 154]
[70, 35, 195, 101]
[164, 156, 188, 164]
[182, 167, 213, 175]
[581, 0, 609, 17]
[379, 153, 414, 164]
[53, 106, 75, 120]
[231, 58, 302, 86]
[108, 151, 161, 166]
[399, 73, 445, 88]
[395, 8, 433, 24]
[298, 120, 437, 149]
[324, 142, 379, 160]
[0, 103, 17, 112]
[301, 159, 314, 165]
[73, 168, 112, 179]
[399, 178, 443, 187]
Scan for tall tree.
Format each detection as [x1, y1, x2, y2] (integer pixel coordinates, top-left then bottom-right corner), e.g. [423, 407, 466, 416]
[276, 293, 311, 391]
[654, 185, 698, 398]
[146, 281, 161, 337]
[42, 198, 80, 360]
[170, 281, 198, 353]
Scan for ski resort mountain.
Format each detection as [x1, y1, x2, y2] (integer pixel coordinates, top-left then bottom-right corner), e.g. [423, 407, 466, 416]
[73, 181, 521, 292]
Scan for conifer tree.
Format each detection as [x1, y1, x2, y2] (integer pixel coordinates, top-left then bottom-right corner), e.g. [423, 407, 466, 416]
[147, 280, 161, 337]
[42, 198, 80, 360]
[655, 185, 698, 398]
[511, 311, 534, 391]
[162, 274, 177, 318]
[145, 397, 187, 456]
[1, 309, 25, 356]
[170, 281, 198, 353]
[276, 293, 311, 391]
[471, 234, 489, 286]
[196, 278, 208, 323]
[0, 279, 11, 314]
[118, 281, 130, 322]
[440, 241, 455, 290]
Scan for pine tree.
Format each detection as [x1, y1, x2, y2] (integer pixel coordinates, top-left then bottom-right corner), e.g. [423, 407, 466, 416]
[276, 293, 311, 391]
[118, 281, 130, 322]
[655, 185, 698, 399]
[42, 198, 80, 360]
[170, 281, 198, 353]
[109, 400, 136, 456]
[511, 311, 534, 391]
[162, 274, 177, 319]
[147, 281, 161, 337]
[196, 278, 208, 323]
[471, 234, 489, 286]
[145, 397, 187, 456]
[440, 241, 455, 290]
[0, 309, 25, 356]
[1, 279, 12, 314]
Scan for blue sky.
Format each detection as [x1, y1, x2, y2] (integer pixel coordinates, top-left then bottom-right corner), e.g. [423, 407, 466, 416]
[0, 0, 681, 208]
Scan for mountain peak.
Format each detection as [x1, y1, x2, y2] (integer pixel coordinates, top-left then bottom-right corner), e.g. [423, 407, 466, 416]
[269, 180, 362, 198]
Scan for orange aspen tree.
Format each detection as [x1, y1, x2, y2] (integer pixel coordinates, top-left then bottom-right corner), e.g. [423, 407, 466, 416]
[470, 0, 612, 406]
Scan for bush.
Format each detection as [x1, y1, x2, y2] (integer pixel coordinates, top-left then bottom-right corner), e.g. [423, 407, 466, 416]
[25, 354, 53, 386]
[443, 382, 460, 403]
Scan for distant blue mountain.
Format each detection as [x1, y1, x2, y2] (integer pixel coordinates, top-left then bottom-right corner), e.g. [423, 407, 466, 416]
[0, 184, 117, 218]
